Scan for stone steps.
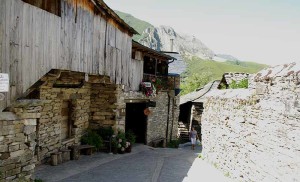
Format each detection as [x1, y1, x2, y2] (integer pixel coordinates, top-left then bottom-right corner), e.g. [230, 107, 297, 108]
[178, 121, 190, 141]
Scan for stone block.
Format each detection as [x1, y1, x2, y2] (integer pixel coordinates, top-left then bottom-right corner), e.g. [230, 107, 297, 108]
[27, 133, 36, 142]
[0, 144, 8, 152]
[2, 164, 16, 171]
[5, 175, 16, 180]
[18, 113, 41, 119]
[5, 167, 21, 176]
[22, 164, 35, 172]
[0, 152, 10, 160]
[9, 143, 20, 152]
[14, 133, 25, 142]
[23, 126, 36, 135]
[256, 83, 268, 95]
[10, 150, 24, 158]
[0, 136, 4, 142]
[24, 119, 37, 126]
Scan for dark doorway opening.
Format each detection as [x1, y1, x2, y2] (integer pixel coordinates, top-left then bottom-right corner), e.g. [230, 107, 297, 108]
[125, 103, 147, 144]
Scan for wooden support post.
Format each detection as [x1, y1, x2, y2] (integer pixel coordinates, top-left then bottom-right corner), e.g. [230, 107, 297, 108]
[51, 153, 58, 166]
[57, 152, 62, 164]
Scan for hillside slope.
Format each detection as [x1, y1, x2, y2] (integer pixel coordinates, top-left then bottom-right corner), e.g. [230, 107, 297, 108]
[180, 56, 268, 94]
[185, 56, 268, 79]
[114, 10, 153, 41]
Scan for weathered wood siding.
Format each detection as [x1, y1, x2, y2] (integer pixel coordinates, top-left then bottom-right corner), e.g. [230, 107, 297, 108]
[131, 59, 144, 91]
[0, 0, 136, 110]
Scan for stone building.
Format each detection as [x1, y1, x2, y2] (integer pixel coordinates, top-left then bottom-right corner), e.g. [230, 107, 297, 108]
[201, 62, 300, 181]
[0, 0, 179, 181]
[218, 72, 251, 89]
[125, 41, 180, 145]
[178, 81, 220, 140]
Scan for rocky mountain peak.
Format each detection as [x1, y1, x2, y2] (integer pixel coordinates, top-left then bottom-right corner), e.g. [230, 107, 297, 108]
[139, 26, 215, 59]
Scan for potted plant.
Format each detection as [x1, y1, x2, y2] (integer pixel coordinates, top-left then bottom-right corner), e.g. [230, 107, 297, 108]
[152, 77, 163, 91]
[125, 130, 136, 153]
[125, 142, 131, 153]
[140, 82, 156, 97]
[116, 131, 127, 154]
[111, 136, 118, 154]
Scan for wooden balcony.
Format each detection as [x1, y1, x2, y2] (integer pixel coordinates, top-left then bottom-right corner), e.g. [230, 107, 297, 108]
[142, 74, 181, 93]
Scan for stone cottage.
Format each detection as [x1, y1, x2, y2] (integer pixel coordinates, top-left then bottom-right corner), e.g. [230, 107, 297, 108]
[178, 80, 220, 140]
[0, 0, 179, 181]
[201, 62, 300, 181]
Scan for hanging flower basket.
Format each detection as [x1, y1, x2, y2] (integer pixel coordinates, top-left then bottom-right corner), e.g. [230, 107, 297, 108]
[140, 82, 156, 97]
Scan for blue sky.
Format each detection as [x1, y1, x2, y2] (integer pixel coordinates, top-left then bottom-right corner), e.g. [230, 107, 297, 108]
[104, 0, 300, 65]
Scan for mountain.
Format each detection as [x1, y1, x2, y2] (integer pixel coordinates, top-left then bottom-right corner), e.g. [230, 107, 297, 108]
[114, 10, 154, 41]
[115, 11, 215, 60]
[115, 11, 268, 75]
[139, 26, 215, 60]
[214, 54, 240, 62]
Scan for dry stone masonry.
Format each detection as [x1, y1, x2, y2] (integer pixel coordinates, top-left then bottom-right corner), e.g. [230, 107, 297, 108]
[201, 62, 300, 181]
[38, 73, 91, 163]
[125, 91, 179, 144]
[0, 101, 42, 181]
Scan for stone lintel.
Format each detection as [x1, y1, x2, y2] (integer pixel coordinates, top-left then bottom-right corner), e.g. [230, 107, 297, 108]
[0, 112, 19, 121]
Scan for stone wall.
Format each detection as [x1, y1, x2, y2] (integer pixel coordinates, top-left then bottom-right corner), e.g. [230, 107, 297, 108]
[147, 92, 179, 144]
[38, 81, 91, 163]
[192, 103, 203, 124]
[201, 63, 300, 181]
[124, 91, 179, 144]
[0, 101, 42, 181]
[220, 72, 251, 88]
[90, 84, 126, 132]
[147, 92, 168, 143]
[90, 84, 117, 129]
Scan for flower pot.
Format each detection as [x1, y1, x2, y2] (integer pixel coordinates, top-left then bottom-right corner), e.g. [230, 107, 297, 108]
[125, 146, 132, 153]
[112, 147, 118, 154]
[118, 150, 125, 154]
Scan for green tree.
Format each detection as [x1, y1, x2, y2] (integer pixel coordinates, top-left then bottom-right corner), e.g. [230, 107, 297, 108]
[180, 72, 213, 95]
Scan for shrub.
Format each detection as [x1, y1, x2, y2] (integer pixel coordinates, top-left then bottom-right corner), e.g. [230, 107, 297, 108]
[97, 126, 114, 140]
[116, 130, 126, 147]
[125, 130, 136, 144]
[81, 130, 103, 150]
[229, 79, 248, 89]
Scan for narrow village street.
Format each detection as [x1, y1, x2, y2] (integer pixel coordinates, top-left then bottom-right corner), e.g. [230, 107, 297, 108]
[35, 144, 232, 182]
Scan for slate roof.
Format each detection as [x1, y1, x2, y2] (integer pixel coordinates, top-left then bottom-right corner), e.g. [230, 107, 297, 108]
[180, 80, 220, 105]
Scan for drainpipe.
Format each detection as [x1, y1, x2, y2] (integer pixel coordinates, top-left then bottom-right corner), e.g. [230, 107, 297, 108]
[166, 95, 170, 144]
[170, 98, 175, 142]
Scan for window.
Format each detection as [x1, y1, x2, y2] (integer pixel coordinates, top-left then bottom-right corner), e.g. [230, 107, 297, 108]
[23, 0, 61, 16]
[143, 56, 156, 75]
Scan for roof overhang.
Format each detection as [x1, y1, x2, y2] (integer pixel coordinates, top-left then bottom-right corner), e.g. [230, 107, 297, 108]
[132, 41, 176, 60]
[91, 0, 138, 35]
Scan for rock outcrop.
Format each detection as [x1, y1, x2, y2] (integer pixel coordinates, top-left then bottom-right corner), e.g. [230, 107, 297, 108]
[139, 26, 215, 60]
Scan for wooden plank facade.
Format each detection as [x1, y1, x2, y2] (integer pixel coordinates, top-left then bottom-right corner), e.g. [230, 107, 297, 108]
[131, 41, 175, 91]
[0, 0, 136, 111]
